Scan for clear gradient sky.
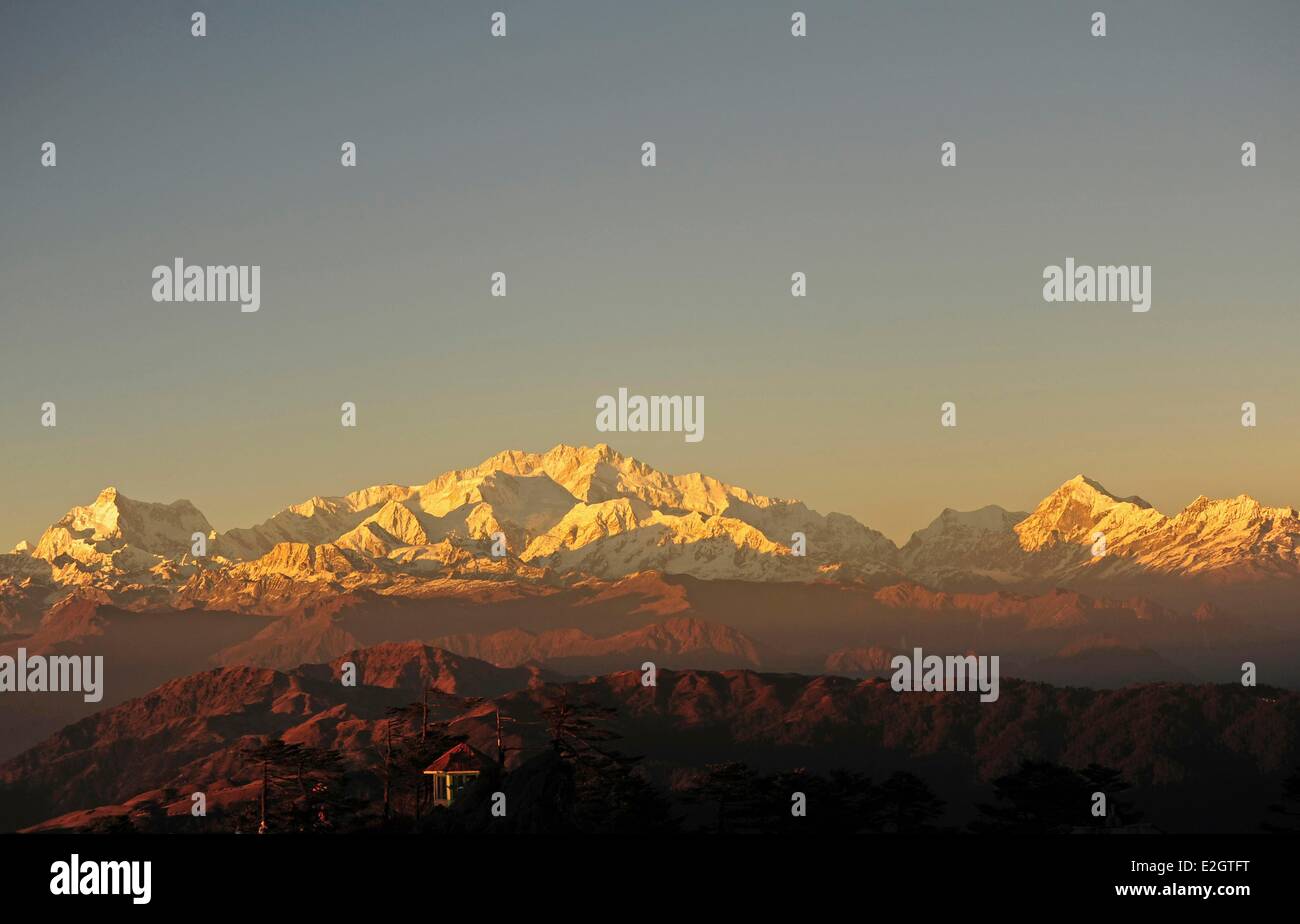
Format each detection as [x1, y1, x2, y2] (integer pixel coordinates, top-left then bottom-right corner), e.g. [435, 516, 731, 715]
[2, 0, 1298, 546]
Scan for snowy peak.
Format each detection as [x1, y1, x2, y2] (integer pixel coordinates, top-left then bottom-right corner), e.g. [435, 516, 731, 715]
[903, 476, 1300, 591]
[202, 443, 860, 583]
[900, 505, 1029, 588]
[32, 487, 213, 565]
[218, 484, 416, 559]
[7, 452, 1300, 605]
[522, 497, 654, 560]
[413, 469, 577, 540]
[1062, 474, 1152, 509]
[360, 500, 430, 547]
[523, 507, 803, 582]
[1003, 476, 1300, 580]
[907, 505, 1026, 544]
[1172, 493, 1296, 527]
[232, 541, 378, 580]
[1123, 493, 1300, 577]
[435, 443, 786, 516]
[1015, 475, 1163, 553]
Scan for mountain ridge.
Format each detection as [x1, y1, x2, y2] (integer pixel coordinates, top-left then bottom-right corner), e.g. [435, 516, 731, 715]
[5, 445, 1300, 617]
[4, 641, 1297, 834]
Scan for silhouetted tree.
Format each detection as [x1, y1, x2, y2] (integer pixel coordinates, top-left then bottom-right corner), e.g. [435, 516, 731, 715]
[541, 688, 620, 757]
[876, 771, 946, 833]
[1264, 767, 1300, 834]
[382, 703, 469, 823]
[428, 749, 566, 835]
[240, 739, 354, 833]
[1079, 762, 1143, 828]
[241, 740, 301, 833]
[972, 760, 1134, 833]
[684, 762, 763, 834]
[570, 747, 677, 834]
[535, 687, 674, 833]
[753, 769, 880, 834]
[972, 760, 1083, 833]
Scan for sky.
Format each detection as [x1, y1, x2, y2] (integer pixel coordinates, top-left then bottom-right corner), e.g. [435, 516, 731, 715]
[1, 0, 1298, 546]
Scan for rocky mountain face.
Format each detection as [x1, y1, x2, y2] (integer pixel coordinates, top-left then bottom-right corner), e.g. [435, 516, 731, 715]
[429, 616, 775, 672]
[899, 505, 1030, 589]
[0, 445, 900, 616]
[0, 642, 552, 828]
[4, 445, 1299, 620]
[899, 475, 1300, 608]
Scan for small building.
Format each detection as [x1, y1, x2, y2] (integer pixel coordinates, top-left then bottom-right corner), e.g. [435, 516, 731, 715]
[422, 742, 494, 806]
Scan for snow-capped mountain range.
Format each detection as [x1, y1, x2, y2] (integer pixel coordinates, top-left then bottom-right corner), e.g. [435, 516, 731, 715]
[3, 444, 1299, 613]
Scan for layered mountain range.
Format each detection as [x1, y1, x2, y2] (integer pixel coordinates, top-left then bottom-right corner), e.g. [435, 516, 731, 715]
[3, 443, 1298, 765]
[3, 642, 1296, 834]
[4, 447, 1300, 832]
[4, 444, 1299, 623]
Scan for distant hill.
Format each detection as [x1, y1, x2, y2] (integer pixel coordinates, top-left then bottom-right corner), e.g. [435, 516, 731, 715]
[3, 642, 1296, 834]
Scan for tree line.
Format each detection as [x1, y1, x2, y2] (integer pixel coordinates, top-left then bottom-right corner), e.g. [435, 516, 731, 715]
[67, 688, 1300, 836]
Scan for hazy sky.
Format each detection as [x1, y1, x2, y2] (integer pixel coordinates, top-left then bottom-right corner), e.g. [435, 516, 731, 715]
[2, 0, 1298, 545]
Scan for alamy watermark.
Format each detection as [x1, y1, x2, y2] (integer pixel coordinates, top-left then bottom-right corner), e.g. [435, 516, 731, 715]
[50, 854, 150, 904]
[595, 387, 704, 443]
[1043, 258, 1150, 313]
[151, 258, 261, 313]
[0, 648, 103, 702]
[890, 647, 999, 703]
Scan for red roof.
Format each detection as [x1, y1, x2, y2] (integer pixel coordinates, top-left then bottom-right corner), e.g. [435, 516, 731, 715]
[421, 742, 494, 774]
